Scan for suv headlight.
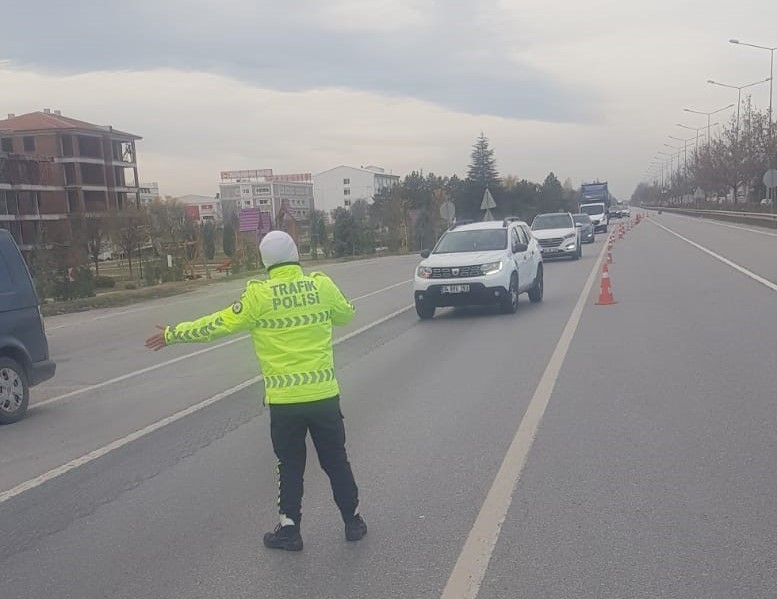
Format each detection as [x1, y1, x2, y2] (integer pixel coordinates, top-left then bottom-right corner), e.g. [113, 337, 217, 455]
[417, 266, 432, 279]
[480, 261, 503, 275]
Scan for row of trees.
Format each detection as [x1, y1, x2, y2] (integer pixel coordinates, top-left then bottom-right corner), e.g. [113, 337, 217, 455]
[334, 134, 579, 254]
[633, 100, 776, 208]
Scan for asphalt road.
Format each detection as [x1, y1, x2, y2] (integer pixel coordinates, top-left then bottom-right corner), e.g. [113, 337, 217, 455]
[1, 213, 775, 599]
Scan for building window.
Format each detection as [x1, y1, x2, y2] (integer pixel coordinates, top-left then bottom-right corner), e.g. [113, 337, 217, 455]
[344, 199, 352, 207]
[23, 136, 35, 152]
[343, 178, 350, 185]
[242, 187, 251, 195]
[1, 138, 12, 153]
[344, 189, 351, 196]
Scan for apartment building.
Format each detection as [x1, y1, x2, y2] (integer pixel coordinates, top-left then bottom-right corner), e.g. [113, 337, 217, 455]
[218, 169, 314, 246]
[0, 110, 142, 253]
[313, 165, 399, 214]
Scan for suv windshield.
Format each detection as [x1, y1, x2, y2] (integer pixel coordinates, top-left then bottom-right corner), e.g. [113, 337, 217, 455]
[532, 214, 573, 230]
[580, 204, 605, 216]
[573, 214, 592, 225]
[433, 229, 507, 254]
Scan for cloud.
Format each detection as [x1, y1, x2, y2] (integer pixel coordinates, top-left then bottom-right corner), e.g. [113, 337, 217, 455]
[2, 0, 777, 200]
[0, 0, 597, 123]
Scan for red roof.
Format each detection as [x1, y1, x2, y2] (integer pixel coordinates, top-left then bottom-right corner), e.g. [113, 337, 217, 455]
[0, 112, 141, 139]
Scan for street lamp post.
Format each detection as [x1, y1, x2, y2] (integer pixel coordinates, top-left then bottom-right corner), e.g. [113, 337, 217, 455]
[684, 104, 735, 154]
[676, 123, 711, 154]
[707, 77, 771, 136]
[730, 39, 777, 204]
[669, 135, 695, 174]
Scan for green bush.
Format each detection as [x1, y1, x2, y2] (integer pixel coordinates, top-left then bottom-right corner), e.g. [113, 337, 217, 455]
[54, 267, 95, 301]
[95, 275, 116, 289]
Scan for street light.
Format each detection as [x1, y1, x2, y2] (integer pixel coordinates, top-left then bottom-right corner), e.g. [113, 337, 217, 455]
[730, 38, 777, 203]
[684, 104, 735, 150]
[676, 123, 713, 154]
[669, 135, 696, 173]
[707, 77, 771, 135]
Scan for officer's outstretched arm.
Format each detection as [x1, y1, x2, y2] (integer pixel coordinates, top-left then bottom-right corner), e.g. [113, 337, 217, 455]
[164, 283, 261, 345]
[313, 273, 355, 326]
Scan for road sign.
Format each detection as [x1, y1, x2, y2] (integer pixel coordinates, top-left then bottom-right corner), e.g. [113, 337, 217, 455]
[693, 187, 705, 201]
[480, 188, 496, 211]
[440, 201, 456, 222]
[763, 169, 777, 189]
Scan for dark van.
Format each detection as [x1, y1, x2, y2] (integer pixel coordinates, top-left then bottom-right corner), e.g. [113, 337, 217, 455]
[0, 229, 56, 423]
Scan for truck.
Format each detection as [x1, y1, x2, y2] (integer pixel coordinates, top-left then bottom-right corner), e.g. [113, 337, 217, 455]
[579, 181, 611, 210]
[579, 181, 611, 233]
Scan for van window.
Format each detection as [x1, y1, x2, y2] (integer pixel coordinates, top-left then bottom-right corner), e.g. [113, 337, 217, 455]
[0, 254, 13, 292]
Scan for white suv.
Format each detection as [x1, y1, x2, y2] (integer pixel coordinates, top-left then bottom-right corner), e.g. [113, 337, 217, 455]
[531, 212, 582, 260]
[413, 218, 544, 319]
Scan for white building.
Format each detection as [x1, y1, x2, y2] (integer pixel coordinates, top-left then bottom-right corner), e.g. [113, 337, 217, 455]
[138, 182, 160, 206]
[218, 169, 314, 224]
[313, 165, 400, 214]
[177, 194, 222, 223]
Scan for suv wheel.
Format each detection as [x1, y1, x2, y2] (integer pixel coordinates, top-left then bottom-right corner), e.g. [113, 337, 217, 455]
[0, 357, 29, 425]
[416, 299, 436, 320]
[528, 265, 543, 303]
[500, 273, 519, 314]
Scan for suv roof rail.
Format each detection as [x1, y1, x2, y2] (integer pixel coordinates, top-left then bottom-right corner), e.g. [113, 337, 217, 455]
[449, 219, 475, 230]
[502, 216, 522, 227]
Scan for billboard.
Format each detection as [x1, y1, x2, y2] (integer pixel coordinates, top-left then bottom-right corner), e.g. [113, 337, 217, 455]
[221, 169, 273, 181]
[184, 205, 200, 221]
[239, 208, 272, 234]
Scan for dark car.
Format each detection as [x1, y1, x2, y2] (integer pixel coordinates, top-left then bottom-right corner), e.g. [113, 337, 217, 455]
[608, 205, 622, 219]
[573, 214, 595, 244]
[0, 229, 56, 424]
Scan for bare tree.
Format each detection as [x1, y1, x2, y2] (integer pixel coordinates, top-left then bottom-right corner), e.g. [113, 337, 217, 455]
[109, 208, 148, 278]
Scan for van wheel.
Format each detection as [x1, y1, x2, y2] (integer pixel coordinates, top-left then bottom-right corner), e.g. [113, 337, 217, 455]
[0, 357, 29, 425]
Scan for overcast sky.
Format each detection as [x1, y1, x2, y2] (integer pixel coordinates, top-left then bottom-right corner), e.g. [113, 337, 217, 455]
[1, 0, 775, 200]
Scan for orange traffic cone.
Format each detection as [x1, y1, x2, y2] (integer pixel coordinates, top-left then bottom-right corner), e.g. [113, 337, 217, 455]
[595, 262, 617, 305]
[607, 248, 613, 264]
[618, 226, 625, 240]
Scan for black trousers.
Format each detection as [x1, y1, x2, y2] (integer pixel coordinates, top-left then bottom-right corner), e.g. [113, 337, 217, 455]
[269, 396, 359, 526]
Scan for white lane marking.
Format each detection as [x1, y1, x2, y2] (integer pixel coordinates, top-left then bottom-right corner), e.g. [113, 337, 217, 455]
[33, 280, 414, 409]
[668, 212, 777, 238]
[651, 220, 777, 292]
[1, 304, 414, 505]
[440, 241, 608, 599]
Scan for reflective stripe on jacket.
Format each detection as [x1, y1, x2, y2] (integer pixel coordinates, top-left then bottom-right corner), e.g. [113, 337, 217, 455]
[164, 264, 355, 404]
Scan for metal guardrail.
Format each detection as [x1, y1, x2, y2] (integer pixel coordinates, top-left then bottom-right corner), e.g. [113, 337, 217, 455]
[643, 206, 777, 228]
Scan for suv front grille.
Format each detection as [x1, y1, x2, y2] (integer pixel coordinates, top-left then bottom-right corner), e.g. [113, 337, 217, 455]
[537, 237, 563, 248]
[431, 265, 483, 279]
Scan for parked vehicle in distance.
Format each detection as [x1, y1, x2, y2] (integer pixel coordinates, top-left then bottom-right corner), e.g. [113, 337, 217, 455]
[579, 202, 609, 233]
[531, 212, 582, 260]
[573, 213, 596, 244]
[0, 229, 56, 424]
[413, 218, 544, 319]
[608, 204, 622, 219]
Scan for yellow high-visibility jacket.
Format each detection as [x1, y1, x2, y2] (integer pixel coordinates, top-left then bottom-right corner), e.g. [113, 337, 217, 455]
[165, 264, 355, 404]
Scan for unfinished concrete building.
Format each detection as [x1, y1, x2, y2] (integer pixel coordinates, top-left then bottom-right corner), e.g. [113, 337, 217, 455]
[0, 110, 142, 257]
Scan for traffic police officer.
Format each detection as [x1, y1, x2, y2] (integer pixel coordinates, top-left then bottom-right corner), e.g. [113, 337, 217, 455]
[145, 230, 366, 551]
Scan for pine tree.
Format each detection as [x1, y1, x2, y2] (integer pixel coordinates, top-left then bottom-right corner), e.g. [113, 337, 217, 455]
[467, 133, 500, 188]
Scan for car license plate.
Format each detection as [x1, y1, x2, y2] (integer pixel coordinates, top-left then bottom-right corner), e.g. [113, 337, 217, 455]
[441, 284, 470, 294]
[542, 248, 558, 254]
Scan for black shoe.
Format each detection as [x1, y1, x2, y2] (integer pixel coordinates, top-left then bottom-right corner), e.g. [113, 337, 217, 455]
[345, 515, 367, 542]
[263, 524, 303, 551]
